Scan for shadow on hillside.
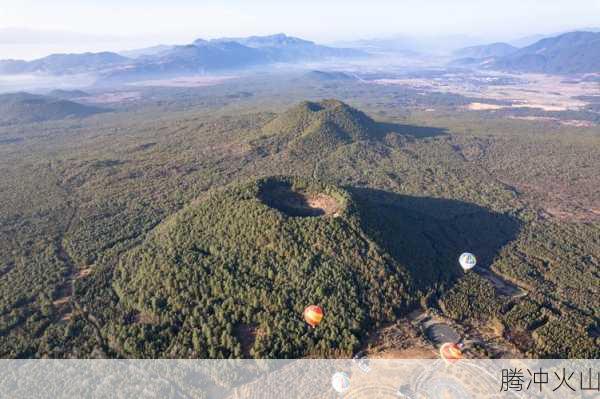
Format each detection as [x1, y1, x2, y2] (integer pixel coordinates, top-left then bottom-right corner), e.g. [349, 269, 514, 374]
[348, 187, 521, 289]
[377, 122, 448, 139]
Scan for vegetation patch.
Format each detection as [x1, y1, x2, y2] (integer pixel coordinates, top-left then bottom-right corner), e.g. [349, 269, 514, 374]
[0, 92, 107, 125]
[438, 273, 505, 322]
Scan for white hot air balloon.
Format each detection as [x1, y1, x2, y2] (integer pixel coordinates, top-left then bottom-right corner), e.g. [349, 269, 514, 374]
[459, 252, 477, 271]
[331, 371, 351, 393]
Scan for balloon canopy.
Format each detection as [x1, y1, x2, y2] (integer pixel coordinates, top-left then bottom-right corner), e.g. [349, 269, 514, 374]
[440, 342, 463, 362]
[303, 305, 323, 328]
[331, 371, 351, 393]
[459, 252, 477, 271]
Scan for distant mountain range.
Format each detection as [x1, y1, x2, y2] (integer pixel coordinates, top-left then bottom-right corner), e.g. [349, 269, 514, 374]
[508, 27, 600, 48]
[493, 31, 600, 74]
[2, 31, 598, 80]
[453, 31, 600, 74]
[336, 34, 486, 55]
[0, 52, 128, 75]
[0, 34, 365, 82]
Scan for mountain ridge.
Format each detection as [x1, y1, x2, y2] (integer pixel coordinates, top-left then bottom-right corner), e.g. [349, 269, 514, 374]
[492, 31, 600, 74]
[0, 33, 365, 80]
[451, 31, 600, 74]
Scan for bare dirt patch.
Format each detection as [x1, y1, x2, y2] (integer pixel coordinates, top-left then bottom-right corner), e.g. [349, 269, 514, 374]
[560, 120, 596, 128]
[541, 205, 600, 223]
[75, 268, 92, 279]
[374, 72, 598, 111]
[467, 102, 504, 111]
[134, 311, 160, 325]
[365, 318, 437, 359]
[305, 193, 342, 216]
[205, 141, 250, 157]
[506, 115, 598, 127]
[468, 102, 573, 112]
[52, 297, 70, 307]
[260, 184, 343, 217]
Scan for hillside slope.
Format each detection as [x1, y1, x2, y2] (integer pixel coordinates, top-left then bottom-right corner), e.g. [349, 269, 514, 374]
[112, 177, 413, 358]
[0, 92, 106, 125]
[260, 99, 383, 155]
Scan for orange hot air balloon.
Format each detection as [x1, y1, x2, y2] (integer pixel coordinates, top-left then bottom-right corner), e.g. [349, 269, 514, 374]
[439, 342, 463, 363]
[303, 305, 324, 328]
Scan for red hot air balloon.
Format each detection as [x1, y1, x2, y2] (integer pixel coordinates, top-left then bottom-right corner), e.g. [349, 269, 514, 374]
[439, 342, 463, 363]
[303, 305, 323, 328]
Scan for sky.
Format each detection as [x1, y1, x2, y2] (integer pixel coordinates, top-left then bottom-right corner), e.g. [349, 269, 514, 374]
[1, 0, 600, 59]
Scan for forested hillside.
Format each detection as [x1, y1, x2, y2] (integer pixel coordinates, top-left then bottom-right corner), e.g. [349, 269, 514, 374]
[112, 177, 416, 357]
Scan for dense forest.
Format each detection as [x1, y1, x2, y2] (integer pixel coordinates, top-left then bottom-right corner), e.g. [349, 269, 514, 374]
[0, 76, 598, 359]
[113, 177, 415, 358]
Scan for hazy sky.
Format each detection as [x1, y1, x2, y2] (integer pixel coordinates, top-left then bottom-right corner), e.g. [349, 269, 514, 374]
[1, 0, 600, 58]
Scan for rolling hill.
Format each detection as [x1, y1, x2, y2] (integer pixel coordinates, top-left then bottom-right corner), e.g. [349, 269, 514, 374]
[0, 92, 106, 125]
[261, 99, 381, 154]
[47, 89, 89, 99]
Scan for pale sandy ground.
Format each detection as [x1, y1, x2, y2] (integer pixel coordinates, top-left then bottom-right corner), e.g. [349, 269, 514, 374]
[306, 193, 343, 216]
[374, 72, 600, 113]
[507, 115, 596, 127]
